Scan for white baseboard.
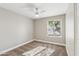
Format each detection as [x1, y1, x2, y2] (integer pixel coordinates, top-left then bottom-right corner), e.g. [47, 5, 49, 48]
[66, 47, 70, 56]
[0, 40, 34, 55]
[66, 46, 75, 56]
[34, 39, 66, 46]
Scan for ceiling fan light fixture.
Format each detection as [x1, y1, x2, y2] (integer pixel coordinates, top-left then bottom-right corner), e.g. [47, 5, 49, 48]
[35, 8, 39, 17]
[35, 14, 39, 17]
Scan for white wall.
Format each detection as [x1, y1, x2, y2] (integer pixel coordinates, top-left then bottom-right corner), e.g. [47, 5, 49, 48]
[75, 3, 79, 56]
[34, 15, 65, 45]
[65, 4, 75, 56]
[0, 7, 33, 51]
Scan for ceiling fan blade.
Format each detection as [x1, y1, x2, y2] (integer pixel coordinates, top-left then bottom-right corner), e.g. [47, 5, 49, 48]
[25, 3, 35, 8]
[20, 3, 36, 9]
[20, 3, 45, 15]
[20, 3, 36, 12]
[40, 10, 46, 13]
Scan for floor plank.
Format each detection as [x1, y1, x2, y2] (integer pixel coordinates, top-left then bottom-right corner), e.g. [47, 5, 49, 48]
[0, 41, 67, 56]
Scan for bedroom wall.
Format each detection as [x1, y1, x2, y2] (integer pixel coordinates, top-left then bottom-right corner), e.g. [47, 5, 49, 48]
[34, 15, 65, 45]
[75, 3, 79, 56]
[0, 7, 33, 51]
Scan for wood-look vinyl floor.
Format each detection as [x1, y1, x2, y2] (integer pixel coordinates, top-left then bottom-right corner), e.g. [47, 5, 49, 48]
[0, 41, 68, 56]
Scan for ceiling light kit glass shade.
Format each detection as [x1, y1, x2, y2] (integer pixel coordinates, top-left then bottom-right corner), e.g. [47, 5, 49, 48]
[35, 12, 39, 17]
[35, 14, 39, 17]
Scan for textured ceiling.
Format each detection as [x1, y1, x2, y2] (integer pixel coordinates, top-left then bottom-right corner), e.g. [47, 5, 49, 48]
[0, 3, 69, 19]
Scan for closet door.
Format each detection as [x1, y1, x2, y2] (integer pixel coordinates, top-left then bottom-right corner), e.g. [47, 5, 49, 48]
[65, 3, 75, 56]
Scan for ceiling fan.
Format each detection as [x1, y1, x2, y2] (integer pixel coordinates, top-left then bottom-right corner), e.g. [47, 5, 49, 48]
[34, 7, 40, 17]
[22, 3, 46, 17]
